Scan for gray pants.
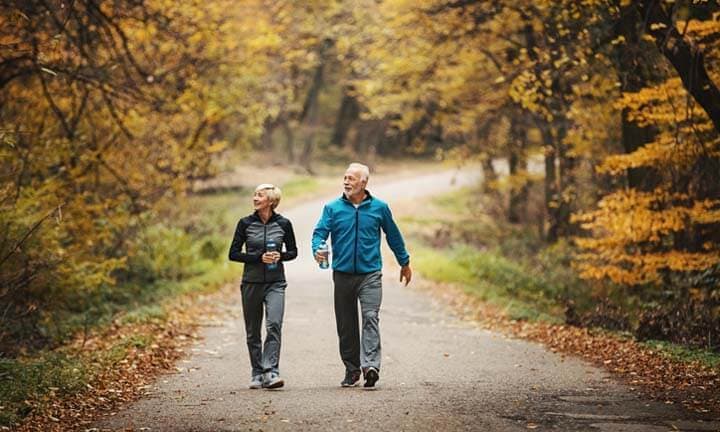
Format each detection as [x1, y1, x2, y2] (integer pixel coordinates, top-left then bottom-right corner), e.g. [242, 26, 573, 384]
[333, 271, 382, 374]
[241, 281, 286, 377]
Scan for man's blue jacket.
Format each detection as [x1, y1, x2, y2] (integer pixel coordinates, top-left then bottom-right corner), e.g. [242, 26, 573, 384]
[312, 191, 410, 274]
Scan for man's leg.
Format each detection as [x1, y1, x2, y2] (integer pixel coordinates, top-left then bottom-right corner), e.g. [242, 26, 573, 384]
[262, 281, 286, 374]
[358, 271, 383, 376]
[241, 283, 264, 379]
[333, 271, 361, 374]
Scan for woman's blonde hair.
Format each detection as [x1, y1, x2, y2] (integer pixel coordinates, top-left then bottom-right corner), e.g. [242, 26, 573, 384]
[255, 183, 282, 209]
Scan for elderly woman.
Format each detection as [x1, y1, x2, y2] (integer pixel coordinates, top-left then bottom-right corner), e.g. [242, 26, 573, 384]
[229, 184, 297, 389]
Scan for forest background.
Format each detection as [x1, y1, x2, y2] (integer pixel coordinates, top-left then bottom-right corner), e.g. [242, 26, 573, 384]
[1, 0, 719, 426]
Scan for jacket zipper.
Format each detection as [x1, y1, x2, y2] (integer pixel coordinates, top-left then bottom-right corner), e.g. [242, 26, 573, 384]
[354, 207, 359, 274]
[263, 224, 267, 283]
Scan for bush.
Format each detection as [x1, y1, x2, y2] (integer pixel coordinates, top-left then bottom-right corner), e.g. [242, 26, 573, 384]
[125, 224, 207, 282]
[0, 353, 88, 425]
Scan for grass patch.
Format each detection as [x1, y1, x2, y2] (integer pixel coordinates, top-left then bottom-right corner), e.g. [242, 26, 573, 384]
[279, 176, 321, 202]
[0, 353, 88, 425]
[406, 186, 720, 365]
[642, 340, 720, 369]
[0, 329, 161, 426]
[410, 239, 564, 323]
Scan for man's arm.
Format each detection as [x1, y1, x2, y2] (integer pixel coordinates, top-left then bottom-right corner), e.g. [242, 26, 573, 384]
[380, 204, 410, 266]
[380, 203, 412, 285]
[311, 205, 332, 262]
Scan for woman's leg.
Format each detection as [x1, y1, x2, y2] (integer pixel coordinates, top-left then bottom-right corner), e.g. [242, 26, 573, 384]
[262, 281, 287, 374]
[241, 283, 265, 378]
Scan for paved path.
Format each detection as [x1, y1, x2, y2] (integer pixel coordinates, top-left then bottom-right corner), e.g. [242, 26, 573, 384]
[96, 167, 718, 431]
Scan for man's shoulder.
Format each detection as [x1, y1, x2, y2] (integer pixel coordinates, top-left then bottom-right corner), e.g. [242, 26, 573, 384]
[367, 195, 390, 212]
[325, 197, 347, 210]
[370, 195, 389, 206]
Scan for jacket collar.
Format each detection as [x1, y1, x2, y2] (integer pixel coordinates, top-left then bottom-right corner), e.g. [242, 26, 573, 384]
[341, 190, 373, 206]
[251, 210, 279, 223]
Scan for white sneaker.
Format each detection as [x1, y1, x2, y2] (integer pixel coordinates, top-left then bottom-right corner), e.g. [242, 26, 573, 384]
[262, 372, 284, 389]
[249, 375, 263, 389]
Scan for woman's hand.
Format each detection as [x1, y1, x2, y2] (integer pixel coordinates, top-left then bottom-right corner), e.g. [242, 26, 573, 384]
[262, 251, 281, 264]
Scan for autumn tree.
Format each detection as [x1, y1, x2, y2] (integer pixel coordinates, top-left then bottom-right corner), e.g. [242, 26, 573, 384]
[0, 0, 276, 351]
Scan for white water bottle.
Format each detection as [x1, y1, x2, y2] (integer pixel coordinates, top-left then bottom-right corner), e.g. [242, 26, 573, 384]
[318, 241, 329, 269]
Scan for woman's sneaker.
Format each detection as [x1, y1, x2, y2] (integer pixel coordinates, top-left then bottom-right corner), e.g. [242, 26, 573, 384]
[363, 367, 379, 388]
[340, 370, 361, 387]
[262, 372, 285, 389]
[249, 375, 263, 389]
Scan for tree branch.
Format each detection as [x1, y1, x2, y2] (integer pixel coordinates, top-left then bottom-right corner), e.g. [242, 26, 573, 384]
[638, 0, 720, 132]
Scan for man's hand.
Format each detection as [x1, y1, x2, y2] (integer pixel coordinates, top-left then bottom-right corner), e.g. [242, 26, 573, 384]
[314, 250, 329, 265]
[262, 252, 280, 264]
[400, 264, 412, 286]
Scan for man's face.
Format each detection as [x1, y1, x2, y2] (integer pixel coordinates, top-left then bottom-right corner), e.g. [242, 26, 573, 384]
[343, 169, 366, 198]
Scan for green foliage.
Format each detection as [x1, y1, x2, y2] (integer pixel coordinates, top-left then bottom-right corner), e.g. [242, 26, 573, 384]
[0, 330, 163, 426]
[0, 226, 236, 427]
[0, 353, 88, 425]
[643, 340, 720, 370]
[0, 166, 333, 426]
[127, 224, 209, 282]
[279, 176, 320, 201]
[410, 240, 564, 323]
[410, 241, 476, 286]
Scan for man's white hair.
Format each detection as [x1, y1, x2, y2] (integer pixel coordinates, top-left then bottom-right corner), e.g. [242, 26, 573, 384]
[254, 183, 282, 209]
[347, 162, 370, 182]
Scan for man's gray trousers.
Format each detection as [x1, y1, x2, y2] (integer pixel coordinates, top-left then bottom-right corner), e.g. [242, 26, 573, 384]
[333, 270, 382, 374]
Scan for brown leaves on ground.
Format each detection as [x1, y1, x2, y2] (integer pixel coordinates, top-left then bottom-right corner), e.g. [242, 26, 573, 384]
[13, 276, 719, 431]
[417, 278, 720, 416]
[12, 284, 237, 432]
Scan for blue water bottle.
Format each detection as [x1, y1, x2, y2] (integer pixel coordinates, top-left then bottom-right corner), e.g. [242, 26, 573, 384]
[266, 239, 278, 270]
[318, 240, 329, 269]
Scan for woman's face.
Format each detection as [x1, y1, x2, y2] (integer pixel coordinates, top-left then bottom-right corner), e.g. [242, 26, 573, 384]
[253, 190, 272, 211]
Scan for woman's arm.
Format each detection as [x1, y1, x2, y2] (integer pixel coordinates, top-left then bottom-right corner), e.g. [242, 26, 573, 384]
[279, 218, 298, 262]
[228, 218, 262, 263]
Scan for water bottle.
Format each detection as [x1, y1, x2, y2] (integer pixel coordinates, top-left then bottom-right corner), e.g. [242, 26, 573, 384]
[317, 240, 329, 269]
[266, 239, 278, 271]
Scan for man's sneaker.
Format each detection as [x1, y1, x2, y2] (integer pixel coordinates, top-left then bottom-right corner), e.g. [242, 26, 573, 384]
[262, 372, 284, 389]
[249, 375, 263, 389]
[340, 370, 361, 387]
[363, 367, 379, 388]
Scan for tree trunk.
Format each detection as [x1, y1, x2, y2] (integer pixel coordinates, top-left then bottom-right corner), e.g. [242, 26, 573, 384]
[281, 119, 295, 164]
[541, 125, 560, 243]
[556, 125, 575, 237]
[481, 156, 497, 195]
[508, 116, 528, 224]
[615, 4, 659, 189]
[260, 118, 277, 155]
[297, 38, 333, 172]
[637, 0, 720, 133]
[331, 90, 360, 147]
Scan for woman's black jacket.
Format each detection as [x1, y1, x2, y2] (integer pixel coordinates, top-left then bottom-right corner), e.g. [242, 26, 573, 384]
[228, 211, 297, 283]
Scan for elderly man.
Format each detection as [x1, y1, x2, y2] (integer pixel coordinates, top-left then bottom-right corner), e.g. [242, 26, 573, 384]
[312, 162, 412, 388]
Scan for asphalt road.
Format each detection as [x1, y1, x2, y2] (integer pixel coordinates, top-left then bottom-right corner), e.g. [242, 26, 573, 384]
[95, 167, 719, 432]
